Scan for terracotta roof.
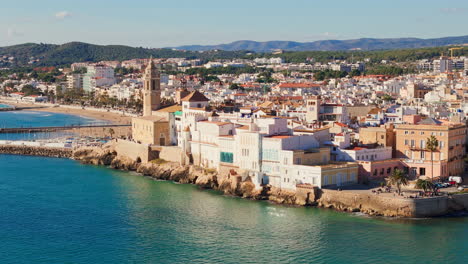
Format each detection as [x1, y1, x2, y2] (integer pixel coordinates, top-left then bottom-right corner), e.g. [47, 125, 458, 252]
[156, 105, 182, 113]
[279, 83, 321, 88]
[368, 108, 382, 115]
[181, 91, 209, 102]
[418, 117, 442, 125]
[334, 122, 348, 127]
[267, 135, 293, 139]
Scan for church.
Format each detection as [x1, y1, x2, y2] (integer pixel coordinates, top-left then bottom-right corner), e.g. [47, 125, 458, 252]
[131, 59, 170, 146]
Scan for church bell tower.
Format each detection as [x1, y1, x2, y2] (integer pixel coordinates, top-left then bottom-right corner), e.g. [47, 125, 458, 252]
[142, 58, 161, 116]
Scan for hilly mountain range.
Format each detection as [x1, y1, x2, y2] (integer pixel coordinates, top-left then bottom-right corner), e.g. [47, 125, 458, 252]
[1, 36, 468, 68]
[0, 42, 247, 67]
[173, 36, 468, 52]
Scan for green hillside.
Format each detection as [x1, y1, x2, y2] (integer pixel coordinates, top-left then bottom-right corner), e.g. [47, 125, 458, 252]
[0, 42, 249, 67]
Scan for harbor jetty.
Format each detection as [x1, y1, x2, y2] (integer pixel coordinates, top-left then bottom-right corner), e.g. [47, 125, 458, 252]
[0, 144, 72, 158]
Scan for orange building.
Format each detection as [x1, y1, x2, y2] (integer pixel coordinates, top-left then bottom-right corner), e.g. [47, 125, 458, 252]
[395, 118, 466, 179]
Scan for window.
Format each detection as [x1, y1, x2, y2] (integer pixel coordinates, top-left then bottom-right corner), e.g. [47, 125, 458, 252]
[220, 152, 234, 163]
[296, 158, 301, 164]
[404, 139, 408, 145]
[439, 141, 444, 148]
[410, 140, 415, 147]
[387, 168, 391, 174]
[380, 168, 384, 175]
[419, 168, 426, 176]
[421, 151, 425, 159]
[373, 169, 377, 176]
[420, 131, 425, 135]
[404, 131, 409, 135]
[420, 140, 425, 148]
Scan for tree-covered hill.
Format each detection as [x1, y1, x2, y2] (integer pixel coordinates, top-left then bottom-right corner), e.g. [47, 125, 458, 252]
[0, 42, 250, 67]
[1, 41, 467, 69]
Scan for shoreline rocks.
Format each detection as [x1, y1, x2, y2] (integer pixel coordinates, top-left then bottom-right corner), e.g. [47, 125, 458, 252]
[3, 143, 467, 218]
[0, 145, 72, 158]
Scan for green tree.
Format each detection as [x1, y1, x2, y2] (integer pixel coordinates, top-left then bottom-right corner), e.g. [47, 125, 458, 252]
[415, 179, 434, 195]
[426, 135, 439, 182]
[349, 69, 361, 77]
[388, 169, 409, 195]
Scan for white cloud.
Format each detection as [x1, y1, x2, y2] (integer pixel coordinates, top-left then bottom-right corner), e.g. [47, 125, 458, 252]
[55, 11, 71, 20]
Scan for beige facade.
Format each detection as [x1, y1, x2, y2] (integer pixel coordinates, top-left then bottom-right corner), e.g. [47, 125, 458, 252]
[321, 163, 359, 187]
[359, 124, 396, 148]
[142, 60, 161, 116]
[291, 148, 330, 166]
[395, 121, 466, 179]
[132, 116, 170, 146]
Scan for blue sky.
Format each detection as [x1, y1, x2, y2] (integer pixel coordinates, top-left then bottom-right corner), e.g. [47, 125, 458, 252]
[1, 0, 468, 47]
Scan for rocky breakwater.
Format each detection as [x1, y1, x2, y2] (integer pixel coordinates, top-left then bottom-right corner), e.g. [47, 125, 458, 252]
[0, 145, 72, 158]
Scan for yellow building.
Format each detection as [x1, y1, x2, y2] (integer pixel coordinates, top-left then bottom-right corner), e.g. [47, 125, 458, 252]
[131, 59, 169, 146]
[132, 116, 169, 145]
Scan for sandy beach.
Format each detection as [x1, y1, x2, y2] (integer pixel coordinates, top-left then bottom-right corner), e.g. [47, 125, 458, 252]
[0, 100, 133, 125]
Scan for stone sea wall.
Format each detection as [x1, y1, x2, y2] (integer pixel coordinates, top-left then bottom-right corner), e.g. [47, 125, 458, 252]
[2, 143, 467, 218]
[71, 143, 468, 218]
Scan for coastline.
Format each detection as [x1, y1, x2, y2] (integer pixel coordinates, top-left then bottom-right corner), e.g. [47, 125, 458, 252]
[2, 143, 467, 218]
[0, 100, 132, 125]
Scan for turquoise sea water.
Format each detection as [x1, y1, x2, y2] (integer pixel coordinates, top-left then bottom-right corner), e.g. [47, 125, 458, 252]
[0, 110, 107, 128]
[0, 103, 12, 108]
[0, 154, 467, 264]
[1, 111, 467, 263]
[0, 110, 108, 140]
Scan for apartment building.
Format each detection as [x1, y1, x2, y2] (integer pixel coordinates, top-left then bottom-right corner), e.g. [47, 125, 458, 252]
[66, 74, 83, 91]
[83, 65, 116, 92]
[395, 118, 466, 179]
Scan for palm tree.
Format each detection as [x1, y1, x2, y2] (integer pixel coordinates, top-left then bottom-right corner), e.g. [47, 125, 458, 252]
[108, 128, 115, 139]
[426, 135, 439, 182]
[388, 169, 409, 195]
[415, 179, 434, 195]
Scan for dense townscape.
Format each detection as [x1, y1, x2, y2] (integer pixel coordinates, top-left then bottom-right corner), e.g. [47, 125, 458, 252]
[2, 47, 468, 197]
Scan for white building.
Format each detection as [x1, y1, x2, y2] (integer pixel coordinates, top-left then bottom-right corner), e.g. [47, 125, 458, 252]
[83, 65, 116, 92]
